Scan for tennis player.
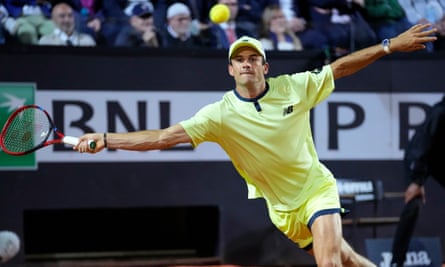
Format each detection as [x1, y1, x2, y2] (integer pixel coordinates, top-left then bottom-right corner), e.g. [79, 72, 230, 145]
[76, 24, 437, 267]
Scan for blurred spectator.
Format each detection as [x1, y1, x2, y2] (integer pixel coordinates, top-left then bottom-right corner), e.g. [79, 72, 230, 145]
[398, 0, 445, 51]
[279, 0, 330, 50]
[363, 0, 413, 41]
[307, 0, 377, 52]
[154, 0, 213, 40]
[38, 2, 95, 46]
[185, 0, 214, 23]
[160, 2, 213, 48]
[210, 0, 257, 49]
[115, 1, 161, 47]
[235, 0, 264, 36]
[97, 0, 132, 46]
[63, 0, 105, 44]
[183, 0, 214, 35]
[0, 4, 7, 44]
[398, 0, 444, 25]
[259, 4, 303, 51]
[1, 0, 55, 44]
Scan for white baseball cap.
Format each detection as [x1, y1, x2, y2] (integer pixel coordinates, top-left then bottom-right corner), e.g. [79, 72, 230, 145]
[167, 3, 190, 19]
[228, 36, 266, 61]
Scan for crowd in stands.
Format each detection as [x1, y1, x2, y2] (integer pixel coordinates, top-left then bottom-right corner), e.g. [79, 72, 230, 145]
[0, 0, 445, 53]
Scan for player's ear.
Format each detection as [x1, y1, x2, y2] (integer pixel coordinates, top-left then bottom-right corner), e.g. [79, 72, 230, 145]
[263, 62, 269, 75]
[228, 63, 234, 77]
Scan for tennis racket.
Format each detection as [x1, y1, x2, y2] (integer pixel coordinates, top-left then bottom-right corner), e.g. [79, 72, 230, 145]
[0, 104, 96, 156]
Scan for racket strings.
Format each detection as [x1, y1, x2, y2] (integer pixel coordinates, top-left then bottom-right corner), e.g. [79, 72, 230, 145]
[2, 108, 51, 153]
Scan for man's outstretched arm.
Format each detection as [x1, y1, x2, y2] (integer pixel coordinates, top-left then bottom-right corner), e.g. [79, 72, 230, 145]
[74, 123, 192, 153]
[331, 24, 437, 80]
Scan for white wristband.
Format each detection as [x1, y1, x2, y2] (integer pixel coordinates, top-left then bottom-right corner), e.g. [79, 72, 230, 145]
[382, 39, 391, 54]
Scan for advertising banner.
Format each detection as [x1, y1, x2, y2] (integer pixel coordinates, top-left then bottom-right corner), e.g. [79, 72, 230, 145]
[366, 237, 442, 267]
[0, 83, 36, 170]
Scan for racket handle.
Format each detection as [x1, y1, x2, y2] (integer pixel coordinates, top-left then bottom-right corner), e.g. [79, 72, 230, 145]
[63, 136, 97, 150]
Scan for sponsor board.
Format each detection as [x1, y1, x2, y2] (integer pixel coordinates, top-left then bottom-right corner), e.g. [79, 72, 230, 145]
[0, 83, 36, 170]
[1, 89, 443, 164]
[366, 237, 442, 267]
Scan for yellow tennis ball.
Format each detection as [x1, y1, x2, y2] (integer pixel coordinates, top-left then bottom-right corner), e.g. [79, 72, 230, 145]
[209, 4, 230, 24]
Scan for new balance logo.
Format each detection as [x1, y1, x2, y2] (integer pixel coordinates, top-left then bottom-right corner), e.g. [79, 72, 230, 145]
[283, 105, 293, 116]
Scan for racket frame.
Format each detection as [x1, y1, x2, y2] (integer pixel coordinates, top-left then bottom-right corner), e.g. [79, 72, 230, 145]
[1, 105, 91, 156]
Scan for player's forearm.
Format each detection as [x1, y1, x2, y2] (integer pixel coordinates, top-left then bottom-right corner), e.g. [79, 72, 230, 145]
[76, 124, 190, 153]
[330, 44, 386, 80]
[105, 124, 191, 151]
[106, 130, 167, 151]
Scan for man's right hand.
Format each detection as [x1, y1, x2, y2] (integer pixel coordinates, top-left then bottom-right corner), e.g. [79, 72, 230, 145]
[405, 182, 426, 204]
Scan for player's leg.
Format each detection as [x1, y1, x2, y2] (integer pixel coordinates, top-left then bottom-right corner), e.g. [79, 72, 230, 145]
[310, 213, 377, 267]
[308, 212, 343, 266]
[305, 178, 376, 267]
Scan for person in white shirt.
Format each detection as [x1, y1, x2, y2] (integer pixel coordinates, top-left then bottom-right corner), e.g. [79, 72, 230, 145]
[398, 0, 445, 50]
[39, 2, 95, 47]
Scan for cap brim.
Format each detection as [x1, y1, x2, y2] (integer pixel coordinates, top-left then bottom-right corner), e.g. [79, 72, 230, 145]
[139, 12, 152, 18]
[228, 40, 266, 61]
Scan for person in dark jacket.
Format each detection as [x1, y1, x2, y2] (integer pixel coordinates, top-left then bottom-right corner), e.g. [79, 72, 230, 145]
[114, 1, 161, 47]
[305, 0, 378, 52]
[363, 0, 413, 41]
[391, 95, 445, 267]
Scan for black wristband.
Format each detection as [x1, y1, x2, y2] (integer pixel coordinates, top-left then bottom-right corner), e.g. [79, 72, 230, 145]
[103, 132, 107, 148]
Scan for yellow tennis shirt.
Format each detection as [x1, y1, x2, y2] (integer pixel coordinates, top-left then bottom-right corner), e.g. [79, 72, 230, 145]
[180, 65, 336, 211]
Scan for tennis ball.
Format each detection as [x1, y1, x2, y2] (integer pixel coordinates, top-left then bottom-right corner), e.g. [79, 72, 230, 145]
[209, 4, 230, 24]
[0, 231, 20, 263]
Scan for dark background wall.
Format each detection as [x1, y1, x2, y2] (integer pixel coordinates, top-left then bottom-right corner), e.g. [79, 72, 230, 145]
[0, 46, 444, 266]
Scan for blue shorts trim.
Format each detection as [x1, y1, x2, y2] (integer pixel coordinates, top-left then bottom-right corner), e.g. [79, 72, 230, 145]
[301, 208, 344, 251]
[307, 208, 343, 229]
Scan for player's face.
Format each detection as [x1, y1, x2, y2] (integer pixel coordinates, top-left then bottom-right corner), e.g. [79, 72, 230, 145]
[228, 47, 269, 86]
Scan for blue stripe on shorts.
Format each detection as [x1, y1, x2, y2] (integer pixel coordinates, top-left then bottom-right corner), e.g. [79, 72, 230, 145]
[301, 208, 344, 251]
[307, 208, 343, 229]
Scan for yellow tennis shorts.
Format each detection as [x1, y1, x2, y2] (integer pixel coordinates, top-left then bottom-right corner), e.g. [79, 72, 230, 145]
[267, 178, 341, 250]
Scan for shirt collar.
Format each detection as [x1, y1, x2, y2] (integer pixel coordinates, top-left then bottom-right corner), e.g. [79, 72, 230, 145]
[54, 28, 78, 43]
